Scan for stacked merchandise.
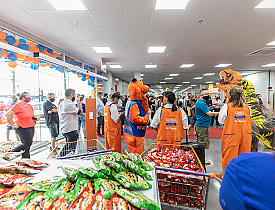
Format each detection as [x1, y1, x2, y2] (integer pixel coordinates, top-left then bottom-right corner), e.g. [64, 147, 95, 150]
[0, 142, 21, 153]
[0, 152, 160, 210]
[143, 146, 206, 209]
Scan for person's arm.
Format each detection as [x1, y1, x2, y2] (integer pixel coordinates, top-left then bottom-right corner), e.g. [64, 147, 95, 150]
[180, 108, 188, 129]
[5, 110, 18, 128]
[218, 104, 228, 124]
[77, 98, 83, 116]
[129, 104, 148, 125]
[110, 104, 122, 123]
[206, 111, 219, 116]
[202, 102, 219, 116]
[151, 109, 161, 129]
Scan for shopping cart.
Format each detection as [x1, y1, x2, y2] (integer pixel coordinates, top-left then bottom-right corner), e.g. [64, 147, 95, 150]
[142, 143, 215, 210]
[47, 139, 112, 160]
[262, 109, 275, 125]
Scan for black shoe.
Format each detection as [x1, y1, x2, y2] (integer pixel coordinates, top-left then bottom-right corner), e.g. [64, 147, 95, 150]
[216, 123, 220, 126]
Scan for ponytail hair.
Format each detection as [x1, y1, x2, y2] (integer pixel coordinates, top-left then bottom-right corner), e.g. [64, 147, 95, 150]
[110, 91, 120, 100]
[165, 92, 177, 112]
[17, 92, 28, 100]
[228, 88, 244, 107]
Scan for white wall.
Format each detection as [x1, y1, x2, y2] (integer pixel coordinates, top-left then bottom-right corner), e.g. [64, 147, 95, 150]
[243, 71, 275, 109]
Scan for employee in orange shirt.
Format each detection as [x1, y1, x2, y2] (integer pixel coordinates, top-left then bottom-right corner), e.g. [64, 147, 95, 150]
[218, 88, 252, 175]
[104, 92, 124, 153]
[151, 92, 188, 146]
[6, 92, 40, 158]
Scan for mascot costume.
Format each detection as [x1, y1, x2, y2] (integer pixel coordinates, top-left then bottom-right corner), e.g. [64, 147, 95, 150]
[124, 78, 150, 154]
[217, 69, 275, 151]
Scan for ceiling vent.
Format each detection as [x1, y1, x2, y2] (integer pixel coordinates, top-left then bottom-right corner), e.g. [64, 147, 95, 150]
[247, 47, 275, 56]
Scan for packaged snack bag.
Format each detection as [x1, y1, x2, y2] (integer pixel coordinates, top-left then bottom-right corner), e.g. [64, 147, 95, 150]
[51, 196, 70, 210]
[94, 178, 119, 199]
[29, 176, 63, 191]
[0, 152, 23, 160]
[0, 183, 32, 209]
[92, 160, 112, 176]
[132, 191, 160, 210]
[0, 187, 12, 196]
[16, 191, 54, 210]
[97, 155, 115, 163]
[0, 173, 34, 187]
[114, 171, 137, 189]
[135, 174, 152, 190]
[107, 193, 129, 210]
[89, 190, 109, 210]
[115, 188, 148, 209]
[78, 167, 96, 178]
[103, 160, 126, 172]
[73, 178, 94, 200]
[126, 152, 154, 171]
[122, 159, 153, 181]
[68, 185, 94, 210]
[58, 166, 83, 182]
[16, 159, 50, 168]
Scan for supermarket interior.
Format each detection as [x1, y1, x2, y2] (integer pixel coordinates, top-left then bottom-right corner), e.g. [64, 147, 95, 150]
[0, 0, 275, 209]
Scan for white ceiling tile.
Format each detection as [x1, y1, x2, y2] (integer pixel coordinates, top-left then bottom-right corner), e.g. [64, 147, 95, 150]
[83, 0, 120, 11]
[243, 26, 275, 37]
[195, 25, 228, 37]
[260, 14, 275, 26]
[126, 27, 150, 39]
[128, 39, 148, 47]
[152, 10, 184, 27]
[28, 11, 71, 27]
[112, 47, 130, 54]
[59, 11, 97, 28]
[166, 37, 193, 53]
[234, 9, 275, 26]
[100, 27, 126, 39]
[206, 9, 249, 26]
[150, 26, 177, 38]
[64, 39, 90, 48]
[0, 0, 23, 11]
[26, 27, 56, 39]
[130, 45, 148, 53]
[149, 37, 170, 46]
[74, 27, 104, 39]
[120, 0, 155, 10]
[227, 36, 261, 46]
[12, 0, 55, 11]
[180, 9, 217, 26]
[85, 39, 108, 46]
[49, 28, 82, 40]
[91, 11, 123, 27]
[0, 11, 44, 28]
[173, 25, 203, 38]
[200, 46, 223, 52]
[107, 39, 129, 48]
[221, 0, 263, 9]
[187, 0, 226, 10]
[123, 11, 152, 27]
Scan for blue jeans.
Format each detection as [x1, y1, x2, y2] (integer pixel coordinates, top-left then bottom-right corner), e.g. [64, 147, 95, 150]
[97, 116, 104, 135]
[78, 114, 86, 137]
[59, 130, 78, 157]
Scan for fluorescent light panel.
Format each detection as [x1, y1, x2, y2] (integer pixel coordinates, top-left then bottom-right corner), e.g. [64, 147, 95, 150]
[255, 0, 275, 8]
[203, 73, 215, 76]
[182, 81, 190, 84]
[176, 85, 182, 86]
[109, 65, 121, 68]
[262, 63, 275, 67]
[194, 77, 203, 79]
[47, 0, 86, 10]
[155, 0, 190, 9]
[180, 64, 194, 68]
[160, 82, 166, 84]
[165, 78, 173, 80]
[206, 81, 214, 84]
[141, 74, 144, 76]
[191, 85, 196, 87]
[215, 64, 232, 68]
[169, 74, 179, 76]
[266, 41, 275, 45]
[148, 46, 166, 53]
[92, 47, 112, 53]
[145, 65, 157, 68]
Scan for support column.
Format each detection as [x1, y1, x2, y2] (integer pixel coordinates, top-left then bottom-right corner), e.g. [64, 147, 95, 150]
[134, 72, 141, 79]
[12, 67, 16, 95]
[105, 71, 113, 94]
[63, 54, 66, 91]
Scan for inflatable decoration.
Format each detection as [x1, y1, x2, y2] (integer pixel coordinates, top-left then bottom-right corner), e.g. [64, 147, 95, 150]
[217, 69, 275, 150]
[8, 61, 17, 68]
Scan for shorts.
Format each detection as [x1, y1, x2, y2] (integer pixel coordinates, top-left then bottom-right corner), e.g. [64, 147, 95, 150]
[195, 126, 210, 149]
[48, 123, 59, 138]
[189, 117, 194, 126]
[7, 125, 14, 130]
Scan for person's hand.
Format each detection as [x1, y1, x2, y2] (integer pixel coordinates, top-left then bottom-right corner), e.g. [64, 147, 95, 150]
[97, 112, 101, 117]
[48, 110, 52, 114]
[12, 125, 19, 129]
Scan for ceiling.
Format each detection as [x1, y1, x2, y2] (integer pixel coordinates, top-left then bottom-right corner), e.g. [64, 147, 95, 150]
[0, 0, 275, 92]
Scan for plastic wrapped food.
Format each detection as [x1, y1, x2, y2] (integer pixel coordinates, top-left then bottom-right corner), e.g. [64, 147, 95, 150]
[17, 191, 54, 210]
[132, 192, 160, 210]
[0, 187, 12, 196]
[135, 174, 152, 190]
[73, 178, 94, 200]
[108, 193, 129, 210]
[122, 159, 153, 181]
[0, 183, 32, 209]
[126, 152, 154, 171]
[0, 151, 22, 160]
[58, 166, 83, 182]
[103, 160, 126, 172]
[90, 190, 109, 210]
[0, 173, 34, 187]
[16, 159, 50, 168]
[114, 171, 137, 189]
[78, 167, 96, 178]
[0, 164, 42, 174]
[94, 178, 119, 199]
[97, 155, 115, 163]
[92, 160, 112, 176]
[51, 196, 71, 210]
[29, 176, 63, 191]
[68, 185, 94, 210]
[0, 141, 20, 153]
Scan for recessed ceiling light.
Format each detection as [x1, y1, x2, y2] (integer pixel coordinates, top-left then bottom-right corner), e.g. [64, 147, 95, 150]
[215, 64, 232, 68]
[92, 47, 112, 53]
[262, 63, 275, 67]
[145, 65, 157, 68]
[47, 0, 86, 10]
[148, 46, 166, 53]
[157, 86, 162, 88]
[160, 82, 166, 84]
[182, 81, 190, 84]
[141, 74, 144, 76]
[169, 74, 179, 76]
[203, 73, 215, 76]
[191, 85, 196, 87]
[180, 64, 194, 68]
[176, 85, 182, 86]
[155, 0, 190, 9]
[194, 77, 203, 80]
[206, 81, 214, 84]
[255, 0, 275, 8]
[109, 65, 121, 68]
[165, 78, 173, 80]
[266, 41, 275, 45]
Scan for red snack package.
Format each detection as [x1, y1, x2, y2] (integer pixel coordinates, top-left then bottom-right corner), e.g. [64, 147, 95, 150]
[89, 190, 109, 210]
[68, 185, 94, 210]
[0, 187, 12, 196]
[51, 196, 70, 210]
[16, 159, 50, 168]
[0, 183, 32, 209]
[108, 193, 129, 210]
[0, 173, 34, 187]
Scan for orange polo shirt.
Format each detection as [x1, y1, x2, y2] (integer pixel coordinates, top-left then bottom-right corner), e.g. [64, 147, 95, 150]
[11, 102, 35, 128]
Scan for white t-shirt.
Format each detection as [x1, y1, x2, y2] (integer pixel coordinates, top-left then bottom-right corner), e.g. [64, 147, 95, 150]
[106, 102, 120, 123]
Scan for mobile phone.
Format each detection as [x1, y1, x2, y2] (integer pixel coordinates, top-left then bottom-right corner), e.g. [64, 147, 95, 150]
[32, 117, 38, 120]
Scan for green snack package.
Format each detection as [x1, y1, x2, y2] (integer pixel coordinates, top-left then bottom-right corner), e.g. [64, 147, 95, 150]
[78, 167, 97, 178]
[142, 161, 154, 171]
[58, 166, 83, 182]
[132, 191, 160, 210]
[103, 160, 126, 172]
[94, 178, 119, 199]
[73, 178, 94, 200]
[122, 159, 153, 181]
[97, 154, 115, 163]
[29, 176, 63, 191]
[114, 171, 137, 188]
[127, 151, 154, 171]
[136, 174, 152, 190]
[92, 159, 112, 176]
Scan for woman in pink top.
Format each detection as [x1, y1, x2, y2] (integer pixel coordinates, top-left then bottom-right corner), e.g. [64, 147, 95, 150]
[6, 92, 40, 158]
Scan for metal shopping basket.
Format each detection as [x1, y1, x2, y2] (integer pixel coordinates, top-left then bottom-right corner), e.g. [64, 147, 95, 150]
[142, 143, 215, 210]
[47, 139, 112, 160]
